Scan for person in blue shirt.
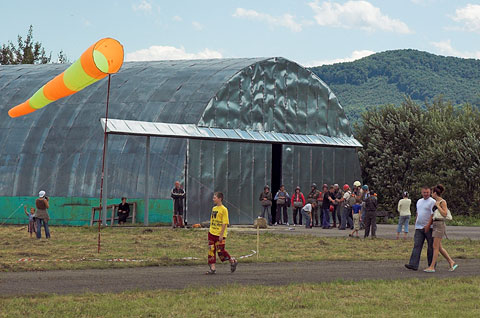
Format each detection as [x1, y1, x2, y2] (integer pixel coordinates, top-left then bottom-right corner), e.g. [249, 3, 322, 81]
[349, 198, 363, 238]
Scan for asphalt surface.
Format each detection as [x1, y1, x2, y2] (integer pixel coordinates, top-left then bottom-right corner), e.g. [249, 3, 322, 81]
[229, 224, 480, 240]
[1, 259, 479, 296]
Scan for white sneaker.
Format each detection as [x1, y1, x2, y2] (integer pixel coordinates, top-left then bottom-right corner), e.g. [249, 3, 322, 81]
[293, 224, 296, 227]
[286, 223, 290, 226]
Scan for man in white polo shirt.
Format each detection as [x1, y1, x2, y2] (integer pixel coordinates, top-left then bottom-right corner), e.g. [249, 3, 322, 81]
[405, 186, 435, 270]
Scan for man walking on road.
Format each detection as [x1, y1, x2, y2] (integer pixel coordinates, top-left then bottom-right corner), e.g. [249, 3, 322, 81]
[405, 186, 435, 271]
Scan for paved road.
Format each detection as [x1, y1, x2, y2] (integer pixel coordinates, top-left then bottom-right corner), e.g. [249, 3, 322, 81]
[1, 259, 478, 296]
[229, 224, 480, 240]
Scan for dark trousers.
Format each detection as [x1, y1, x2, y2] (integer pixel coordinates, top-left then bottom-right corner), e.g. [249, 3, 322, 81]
[321, 208, 330, 228]
[364, 211, 377, 237]
[408, 229, 434, 269]
[276, 205, 288, 224]
[333, 205, 341, 225]
[340, 206, 353, 229]
[312, 206, 319, 226]
[260, 206, 272, 224]
[36, 218, 50, 239]
[173, 200, 183, 215]
[293, 207, 303, 225]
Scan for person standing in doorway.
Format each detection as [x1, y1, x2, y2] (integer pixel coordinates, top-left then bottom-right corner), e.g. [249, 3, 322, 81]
[291, 186, 306, 226]
[35, 191, 50, 239]
[396, 192, 411, 240]
[333, 184, 343, 228]
[206, 192, 238, 275]
[405, 186, 435, 271]
[307, 183, 321, 227]
[274, 185, 290, 225]
[171, 181, 185, 228]
[322, 186, 335, 229]
[259, 185, 273, 226]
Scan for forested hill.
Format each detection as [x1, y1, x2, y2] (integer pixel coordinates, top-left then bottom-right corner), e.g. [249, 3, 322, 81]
[309, 49, 480, 122]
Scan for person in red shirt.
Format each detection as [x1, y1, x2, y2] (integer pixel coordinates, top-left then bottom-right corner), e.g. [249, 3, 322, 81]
[291, 186, 306, 226]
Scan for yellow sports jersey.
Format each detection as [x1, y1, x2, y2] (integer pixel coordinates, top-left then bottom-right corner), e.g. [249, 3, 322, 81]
[209, 204, 229, 237]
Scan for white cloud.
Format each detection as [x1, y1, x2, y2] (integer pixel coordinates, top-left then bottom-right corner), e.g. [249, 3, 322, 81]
[173, 15, 182, 22]
[430, 39, 480, 59]
[308, 0, 411, 34]
[452, 4, 480, 33]
[192, 21, 204, 30]
[304, 50, 376, 67]
[125, 46, 222, 61]
[410, 0, 436, 5]
[132, 0, 152, 13]
[233, 8, 303, 32]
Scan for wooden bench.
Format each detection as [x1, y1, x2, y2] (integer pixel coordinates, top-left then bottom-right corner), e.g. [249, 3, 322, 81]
[90, 202, 137, 226]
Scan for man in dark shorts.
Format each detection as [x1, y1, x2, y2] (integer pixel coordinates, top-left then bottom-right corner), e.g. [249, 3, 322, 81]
[171, 181, 185, 228]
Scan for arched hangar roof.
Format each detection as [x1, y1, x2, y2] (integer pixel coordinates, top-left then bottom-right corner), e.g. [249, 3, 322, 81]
[0, 57, 354, 198]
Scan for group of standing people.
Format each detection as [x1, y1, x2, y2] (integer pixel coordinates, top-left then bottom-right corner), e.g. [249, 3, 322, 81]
[258, 181, 378, 238]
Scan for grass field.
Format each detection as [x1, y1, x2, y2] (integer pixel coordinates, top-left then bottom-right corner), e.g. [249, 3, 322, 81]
[1, 226, 479, 272]
[0, 277, 479, 318]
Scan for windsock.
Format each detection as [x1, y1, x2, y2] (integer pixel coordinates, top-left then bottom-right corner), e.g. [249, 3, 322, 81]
[8, 38, 124, 118]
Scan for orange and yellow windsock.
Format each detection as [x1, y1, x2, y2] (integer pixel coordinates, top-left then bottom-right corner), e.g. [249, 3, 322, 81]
[8, 38, 124, 118]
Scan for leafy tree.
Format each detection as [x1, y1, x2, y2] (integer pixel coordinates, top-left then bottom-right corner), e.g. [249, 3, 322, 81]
[0, 25, 52, 65]
[57, 50, 69, 64]
[355, 98, 480, 216]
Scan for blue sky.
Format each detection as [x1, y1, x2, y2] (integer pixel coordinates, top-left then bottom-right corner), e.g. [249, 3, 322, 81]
[1, 0, 480, 66]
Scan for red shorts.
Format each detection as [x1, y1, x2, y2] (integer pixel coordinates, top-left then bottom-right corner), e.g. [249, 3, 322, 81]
[208, 232, 231, 265]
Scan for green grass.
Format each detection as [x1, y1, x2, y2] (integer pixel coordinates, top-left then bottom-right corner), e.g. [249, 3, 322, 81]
[1, 277, 479, 317]
[1, 226, 479, 272]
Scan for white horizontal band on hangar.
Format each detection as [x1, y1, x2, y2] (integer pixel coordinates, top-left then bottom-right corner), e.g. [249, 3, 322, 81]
[100, 118, 362, 148]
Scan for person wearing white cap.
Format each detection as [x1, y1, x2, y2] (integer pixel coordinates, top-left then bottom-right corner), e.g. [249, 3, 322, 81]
[35, 190, 50, 239]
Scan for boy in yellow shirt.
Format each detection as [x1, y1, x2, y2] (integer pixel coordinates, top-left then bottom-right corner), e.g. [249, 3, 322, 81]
[206, 192, 238, 275]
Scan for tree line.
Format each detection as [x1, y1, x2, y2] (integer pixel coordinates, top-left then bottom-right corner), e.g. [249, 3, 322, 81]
[355, 98, 480, 216]
[309, 49, 480, 124]
[1, 25, 68, 65]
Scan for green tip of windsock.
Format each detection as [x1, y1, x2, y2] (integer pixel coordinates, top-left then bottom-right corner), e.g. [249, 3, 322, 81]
[93, 50, 109, 73]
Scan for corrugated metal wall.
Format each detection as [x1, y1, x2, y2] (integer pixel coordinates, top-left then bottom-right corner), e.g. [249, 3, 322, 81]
[282, 145, 362, 194]
[187, 140, 271, 224]
[187, 142, 362, 224]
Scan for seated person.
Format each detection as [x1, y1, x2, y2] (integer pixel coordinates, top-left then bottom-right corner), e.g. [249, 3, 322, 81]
[118, 197, 130, 224]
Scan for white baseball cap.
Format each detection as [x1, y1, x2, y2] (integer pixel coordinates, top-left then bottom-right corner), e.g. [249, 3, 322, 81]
[38, 190, 46, 198]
